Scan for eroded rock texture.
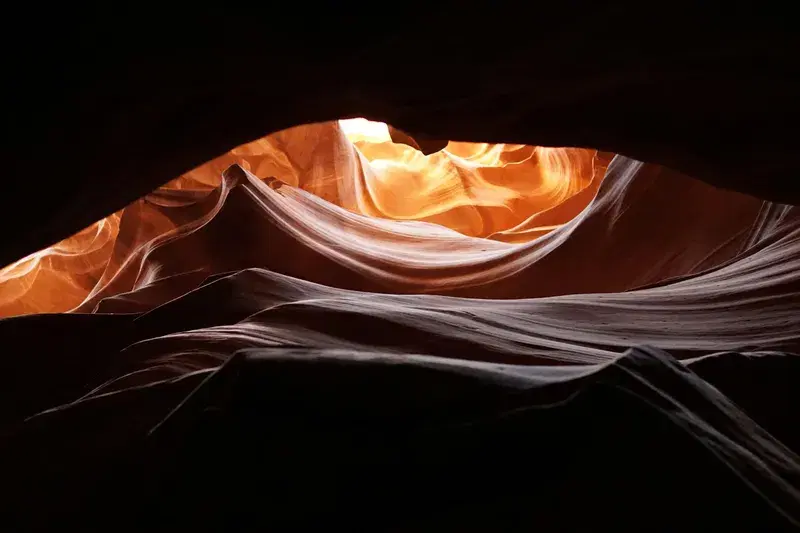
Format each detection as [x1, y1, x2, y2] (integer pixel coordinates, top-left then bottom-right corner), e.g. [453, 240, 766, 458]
[1, 4, 798, 531]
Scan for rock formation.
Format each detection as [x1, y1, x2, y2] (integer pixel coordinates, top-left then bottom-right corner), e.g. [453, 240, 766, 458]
[1, 4, 798, 530]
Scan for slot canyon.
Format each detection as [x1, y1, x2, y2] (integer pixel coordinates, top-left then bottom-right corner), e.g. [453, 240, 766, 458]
[1, 5, 798, 531]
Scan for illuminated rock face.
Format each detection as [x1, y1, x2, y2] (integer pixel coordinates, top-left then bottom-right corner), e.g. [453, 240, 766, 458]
[0, 121, 798, 528]
[3, 119, 794, 315]
[0, 118, 798, 360]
